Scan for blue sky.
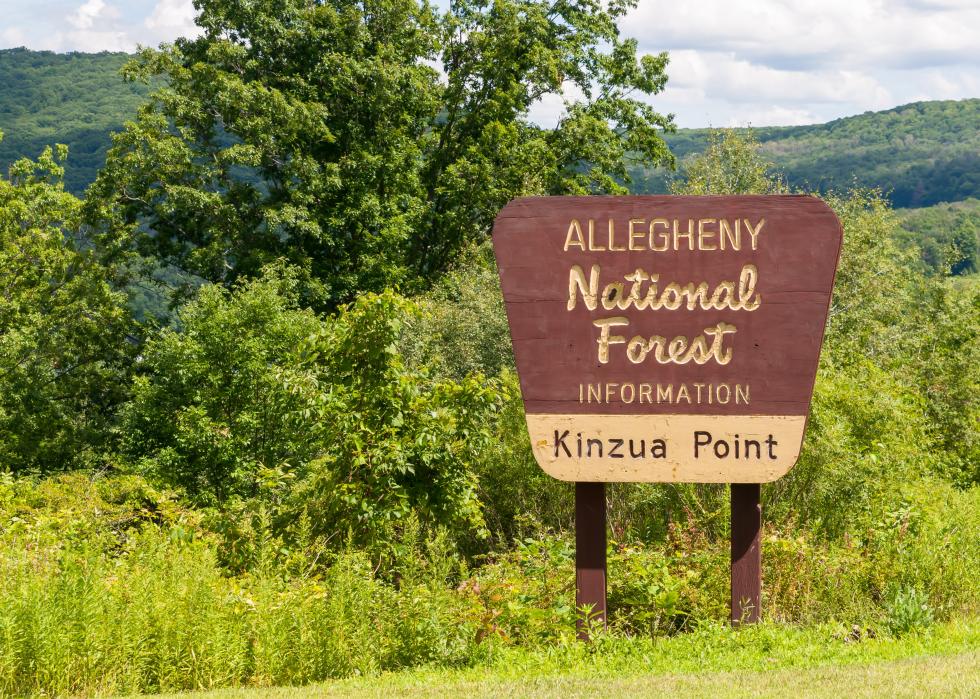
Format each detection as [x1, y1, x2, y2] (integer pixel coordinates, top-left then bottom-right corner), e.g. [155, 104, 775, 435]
[0, 0, 977, 128]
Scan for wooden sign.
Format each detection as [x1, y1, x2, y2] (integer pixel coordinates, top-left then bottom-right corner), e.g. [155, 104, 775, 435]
[492, 195, 842, 483]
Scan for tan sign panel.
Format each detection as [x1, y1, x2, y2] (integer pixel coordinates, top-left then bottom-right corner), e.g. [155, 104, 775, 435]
[492, 195, 842, 483]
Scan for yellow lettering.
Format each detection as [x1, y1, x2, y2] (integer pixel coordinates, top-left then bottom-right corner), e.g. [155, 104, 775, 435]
[564, 219, 586, 251]
[593, 317, 629, 364]
[673, 219, 694, 251]
[588, 219, 605, 251]
[736, 264, 761, 310]
[745, 218, 765, 250]
[720, 219, 739, 250]
[698, 218, 717, 250]
[567, 264, 599, 311]
[650, 219, 670, 251]
[629, 219, 646, 250]
[736, 384, 750, 404]
[703, 322, 737, 365]
[676, 384, 691, 403]
[608, 219, 626, 251]
[601, 281, 627, 310]
[605, 382, 618, 402]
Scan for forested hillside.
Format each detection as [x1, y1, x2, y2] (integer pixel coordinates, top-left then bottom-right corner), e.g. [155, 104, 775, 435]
[635, 99, 980, 207]
[0, 48, 977, 210]
[0, 49, 148, 193]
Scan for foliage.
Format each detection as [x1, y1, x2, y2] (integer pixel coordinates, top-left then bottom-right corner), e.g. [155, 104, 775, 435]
[669, 129, 786, 196]
[896, 199, 979, 275]
[0, 138, 134, 472]
[121, 265, 327, 500]
[885, 588, 935, 637]
[85, 0, 673, 310]
[0, 474, 483, 695]
[466, 370, 573, 547]
[1, 473, 976, 695]
[284, 288, 503, 546]
[402, 243, 514, 381]
[0, 49, 149, 194]
[463, 536, 578, 644]
[122, 265, 503, 544]
[913, 280, 980, 484]
[821, 189, 925, 365]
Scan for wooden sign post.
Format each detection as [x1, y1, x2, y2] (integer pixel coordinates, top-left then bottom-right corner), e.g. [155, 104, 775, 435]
[731, 482, 761, 624]
[492, 196, 842, 634]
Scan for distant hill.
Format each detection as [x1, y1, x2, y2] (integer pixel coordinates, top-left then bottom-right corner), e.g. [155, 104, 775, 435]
[0, 48, 148, 193]
[632, 99, 980, 208]
[0, 48, 977, 208]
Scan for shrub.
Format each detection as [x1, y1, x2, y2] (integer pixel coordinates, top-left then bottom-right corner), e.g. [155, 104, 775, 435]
[885, 587, 935, 637]
[123, 265, 505, 545]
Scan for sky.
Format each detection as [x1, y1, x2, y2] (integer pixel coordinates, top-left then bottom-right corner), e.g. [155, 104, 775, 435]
[0, 0, 977, 128]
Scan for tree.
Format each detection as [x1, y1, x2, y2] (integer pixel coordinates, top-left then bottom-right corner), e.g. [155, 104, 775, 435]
[87, 0, 674, 311]
[0, 137, 134, 472]
[898, 201, 979, 276]
[122, 264, 504, 543]
[670, 129, 785, 196]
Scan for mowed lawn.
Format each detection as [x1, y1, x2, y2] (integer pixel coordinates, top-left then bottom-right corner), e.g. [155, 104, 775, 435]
[156, 621, 980, 699]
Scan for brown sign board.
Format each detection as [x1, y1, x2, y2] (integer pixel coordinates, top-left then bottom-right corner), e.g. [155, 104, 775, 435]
[492, 195, 842, 483]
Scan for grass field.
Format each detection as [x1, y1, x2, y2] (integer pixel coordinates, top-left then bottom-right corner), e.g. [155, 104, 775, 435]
[157, 653, 979, 698]
[155, 620, 980, 699]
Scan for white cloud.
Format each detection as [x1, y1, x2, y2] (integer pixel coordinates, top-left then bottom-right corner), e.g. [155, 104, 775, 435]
[622, 0, 980, 71]
[663, 50, 892, 107]
[528, 82, 588, 128]
[18, 0, 200, 53]
[48, 0, 131, 52]
[0, 26, 28, 47]
[723, 106, 820, 128]
[68, 0, 111, 30]
[515, 1, 978, 128]
[145, 0, 198, 35]
[611, 0, 979, 127]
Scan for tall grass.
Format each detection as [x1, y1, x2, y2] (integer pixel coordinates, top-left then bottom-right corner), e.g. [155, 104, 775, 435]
[0, 475, 483, 695]
[0, 473, 977, 695]
[0, 530, 482, 694]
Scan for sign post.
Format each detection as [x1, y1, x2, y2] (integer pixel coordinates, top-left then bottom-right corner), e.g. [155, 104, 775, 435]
[492, 196, 841, 634]
[730, 482, 761, 624]
[575, 481, 607, 637]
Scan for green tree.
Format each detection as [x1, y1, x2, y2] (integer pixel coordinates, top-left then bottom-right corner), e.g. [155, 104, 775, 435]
[123, 264, 503, 543]
[670, 128, 785, 196]
[897, 200, 979, 276]
[87, 0, 674, 311]
[0, 136, 134, 472]
[914, 281, 980, 484]
[121, 265, 328, 499]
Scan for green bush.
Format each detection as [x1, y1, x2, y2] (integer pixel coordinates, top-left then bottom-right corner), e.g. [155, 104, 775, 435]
[885, 587, 934, 637]
[122, 265, 505, 545]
